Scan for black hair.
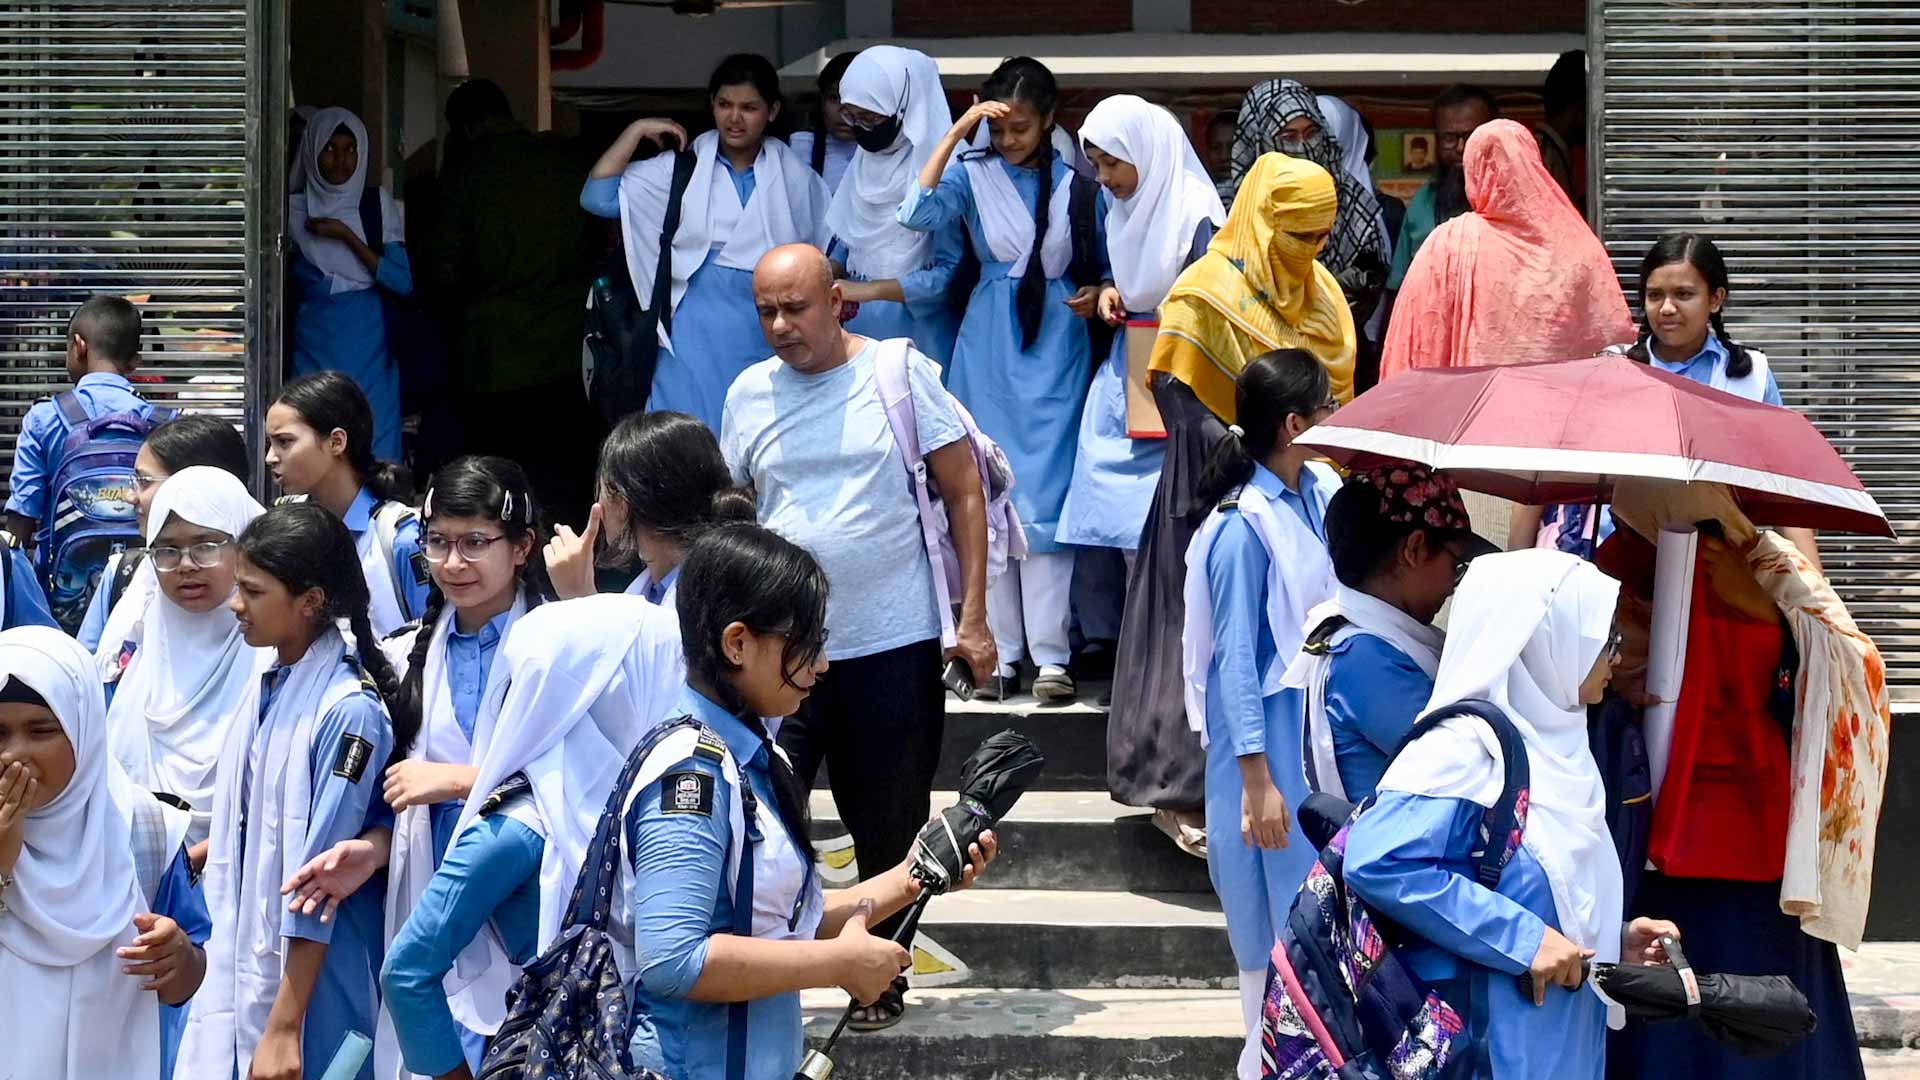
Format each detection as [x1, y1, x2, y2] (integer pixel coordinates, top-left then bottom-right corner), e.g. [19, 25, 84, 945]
[809, 50, 861, 171]
[1358, 114, 1379, 165]
[677, 523, 827, 846]
[708, 52, 784, 114]
[68, 294, 143, 366]
[818, 50, 857, 98]
[237, 503, 406, 754]
[274, 371, 414, 505]
[446, 78, 513, 130]
[982, 56, 1060, 349]
[1207, 110, 1239, 136]
[597, 411, 756, 563]
[145, 414, 250, 480]
[1543, 49, 1587, 116]
[1626, 232, 1753, 378]
[1326, 480, 1425, 588]
[1432, 84, 1501, 120]
[1196, 349, 1331, 508]
[393, 456, 557, 747]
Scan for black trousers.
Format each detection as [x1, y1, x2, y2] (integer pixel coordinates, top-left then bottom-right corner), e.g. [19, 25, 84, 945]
[778, 637, 945, 941]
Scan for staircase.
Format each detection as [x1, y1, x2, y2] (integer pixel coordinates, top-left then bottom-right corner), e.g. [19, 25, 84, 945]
[802, 684, 1246, 1078]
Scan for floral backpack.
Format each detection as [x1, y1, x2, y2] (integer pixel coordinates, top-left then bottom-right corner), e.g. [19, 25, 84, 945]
[1262, 699, 1531, 1080]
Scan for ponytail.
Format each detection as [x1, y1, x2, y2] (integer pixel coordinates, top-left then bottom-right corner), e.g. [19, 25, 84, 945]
[275, 371, 415, 504]
[1195, 349, 1331, 508]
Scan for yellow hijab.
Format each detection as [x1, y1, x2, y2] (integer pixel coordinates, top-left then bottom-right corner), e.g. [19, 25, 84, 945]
[1150, 153, 1355, 420]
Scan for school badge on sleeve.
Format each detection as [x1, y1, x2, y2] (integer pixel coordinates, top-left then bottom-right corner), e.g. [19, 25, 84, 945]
[661, 770, 715, 817]
[332, 733, 375, 783]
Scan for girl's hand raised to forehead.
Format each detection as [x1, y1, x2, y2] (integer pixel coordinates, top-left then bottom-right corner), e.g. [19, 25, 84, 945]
[953, 98, 1012, 139]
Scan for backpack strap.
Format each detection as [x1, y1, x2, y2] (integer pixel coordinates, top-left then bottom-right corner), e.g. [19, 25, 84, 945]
[653, 149, 702, 337]
[53, 390, 88, 428]
[563, 717, 706, 932]
[871, 338, 957, 648]
[369, 500, 417, 620]
[727, 769, 759, 1080]
[1067, 173, 1103, 289]
[1385, 698, 1532, 887]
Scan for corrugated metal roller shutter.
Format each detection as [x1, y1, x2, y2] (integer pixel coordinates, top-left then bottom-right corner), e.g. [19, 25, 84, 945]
[0, 0, 251, 480]
[1594, 0, 1920, 700]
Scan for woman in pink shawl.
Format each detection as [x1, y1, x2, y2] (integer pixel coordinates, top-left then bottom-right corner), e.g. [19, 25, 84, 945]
[1379, 119, 1633, 380]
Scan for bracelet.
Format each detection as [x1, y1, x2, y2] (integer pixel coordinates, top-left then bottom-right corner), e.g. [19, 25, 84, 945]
[0, 870, 12, 914]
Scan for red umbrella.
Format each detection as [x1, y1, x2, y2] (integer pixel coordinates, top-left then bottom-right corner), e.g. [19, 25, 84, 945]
[1295, 354, 1892, 537]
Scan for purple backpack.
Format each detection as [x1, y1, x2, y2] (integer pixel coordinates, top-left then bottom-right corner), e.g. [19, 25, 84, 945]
[871, 338, 1026, 646]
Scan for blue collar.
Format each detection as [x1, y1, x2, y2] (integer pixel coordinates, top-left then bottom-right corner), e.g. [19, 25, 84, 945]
[673, 684, 769, 768]
[1647, 332, 1728, 374]
[342, 486, 378, 532]
[449, 607, 512, 646]
[74, 370, 134, 393]
[1249, 461, 1312, 501]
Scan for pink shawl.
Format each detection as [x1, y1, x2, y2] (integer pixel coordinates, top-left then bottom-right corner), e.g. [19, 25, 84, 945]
[1380, 119, 1633, 380]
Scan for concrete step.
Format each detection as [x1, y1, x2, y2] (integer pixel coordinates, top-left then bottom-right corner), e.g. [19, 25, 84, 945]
[934, 689, 1108, 792]
[910, 888, 1231, 989]
[809, 790, 1212, 894]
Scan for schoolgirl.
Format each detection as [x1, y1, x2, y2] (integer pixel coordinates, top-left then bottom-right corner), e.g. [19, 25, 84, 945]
[376, 593, 685, 1079]
[102, 467, 267, 851]
[1178, 349, 1340, 1080]
[1057, 94, 1226, 558]
[81, 413, 251, 653]
[617, 523, 997, 1079]
[0, 626, 210, 1080]
[826, 45, 967, 369]
[287, 106, 411, 460]
[788, 51, 860, 195]
[266, 371, 429, 636]
[899, 56, 1109, 702]
[544, 411, 756, 607]
[581, 53, 832, 431]
[177, 503, 404, 1080]
[1280, 464, 1491, 803]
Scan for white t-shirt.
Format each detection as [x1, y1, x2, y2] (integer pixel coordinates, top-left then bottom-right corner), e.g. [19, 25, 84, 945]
[721, 339, 965, 660]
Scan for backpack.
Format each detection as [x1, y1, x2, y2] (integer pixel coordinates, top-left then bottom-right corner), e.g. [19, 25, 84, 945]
[1261, 699, 1531, 1080]
[871, 337, 1027, 648]
[275, 494, 421, 622]
[582, 148, 700, 424]
[38, 392, 177, 631]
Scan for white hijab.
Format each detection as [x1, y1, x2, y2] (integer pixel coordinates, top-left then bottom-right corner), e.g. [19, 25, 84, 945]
[104, 467, 268, 844]
[94, 552, 157, 675]
[1316, 95, 1393, 251]
[287, 106, 403, 295]
[617, 130, 831, 348]
[0, 626, 161, 1080]
[1378, 550, 1624, 965]
[433, 596, 684, 1030]
[828, 46, 954, 281]
[1080, 95, 1226, 313]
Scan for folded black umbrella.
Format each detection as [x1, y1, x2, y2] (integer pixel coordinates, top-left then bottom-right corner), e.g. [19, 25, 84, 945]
[1588, 937, 1817, 1057]
[910, 729, 1046, 893]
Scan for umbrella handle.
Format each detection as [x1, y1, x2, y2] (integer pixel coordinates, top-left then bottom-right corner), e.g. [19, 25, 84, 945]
[803, 890, 937, 1076]
[1515, 959, 1592, 1001]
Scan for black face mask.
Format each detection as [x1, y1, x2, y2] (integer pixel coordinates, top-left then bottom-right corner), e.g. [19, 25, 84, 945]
[854, 113, 903, 153]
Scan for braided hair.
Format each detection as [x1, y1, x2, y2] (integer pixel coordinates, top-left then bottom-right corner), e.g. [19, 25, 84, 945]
[982, 57, 1061, 349]
[1625, 232, 1754, 379]
[391, 456, 555, 752]
[237, 503, 406, 754]
[274, 371, 415, 504]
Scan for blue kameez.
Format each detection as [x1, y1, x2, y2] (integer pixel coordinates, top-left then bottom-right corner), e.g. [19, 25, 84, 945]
[1200, 463, 1332, 972]
[828, 228, 966, 371]
[898, 158, 1108, 553]
[1056, 220, 1215, 549]
[582, 164, 772, 432]
[1322, 633, 1436, 802]
[289, 246, 410, 461]
[1344, 790, 1606, 1080]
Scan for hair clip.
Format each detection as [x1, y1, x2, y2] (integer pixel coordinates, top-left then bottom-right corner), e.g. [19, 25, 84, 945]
[501, 489, 515, 523]
[422, 488, 434, 517]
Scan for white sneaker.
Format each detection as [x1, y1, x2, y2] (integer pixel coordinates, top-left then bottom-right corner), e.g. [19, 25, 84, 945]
[1032, 664, 1076, 703]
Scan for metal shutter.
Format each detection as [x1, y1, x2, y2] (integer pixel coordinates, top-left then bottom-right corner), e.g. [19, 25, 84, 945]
[1592, 0, 1920, 700]
[0, 0, 258, 486]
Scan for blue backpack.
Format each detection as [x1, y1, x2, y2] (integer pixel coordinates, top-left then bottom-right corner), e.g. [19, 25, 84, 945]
[1261, 699, 1531, 1080]
[38, 391, 175, 631]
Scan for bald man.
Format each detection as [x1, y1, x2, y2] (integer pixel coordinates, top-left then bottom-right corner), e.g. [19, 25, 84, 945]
[721, 245, 994, 1010]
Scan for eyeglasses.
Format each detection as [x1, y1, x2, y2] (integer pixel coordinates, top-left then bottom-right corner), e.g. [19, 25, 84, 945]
[423, 533, 509, 563]
[151, 540, 232, 573]
[1447, 547, 1473, 587]
[1606, 627, 1624, 665]
[132, 473, 167, 494]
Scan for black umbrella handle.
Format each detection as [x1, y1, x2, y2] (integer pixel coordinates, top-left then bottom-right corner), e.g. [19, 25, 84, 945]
[1516, 958, 1592, 1001]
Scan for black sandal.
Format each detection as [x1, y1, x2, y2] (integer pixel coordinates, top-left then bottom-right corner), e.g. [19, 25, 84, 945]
[847, 974, 908, 1032]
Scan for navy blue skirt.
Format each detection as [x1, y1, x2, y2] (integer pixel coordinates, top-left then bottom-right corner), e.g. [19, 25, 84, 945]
[1607, 871, 1863, 1080]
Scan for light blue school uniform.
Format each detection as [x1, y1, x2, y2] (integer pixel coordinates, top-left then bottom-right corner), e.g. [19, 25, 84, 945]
[898, 156, 1109, 553]
[624, 686, 823, 1080]
[582, 163, 771, 431]
[1343, 790, 1606, 1080]
[0, 544, 56, 632]
[289, 246, 410, 461]
[827, 225, 965, 370]
[1201, 462, 1332, 971]
[381, 808, 544, 1076]
[1056, 220, 1214, 550]
[1321, 634, 1436, 802]
[241, 659, 395, 1080]
[426, 609, 510, 863]
[4, 370, 160, 529]
[341, 486, 430, 631]
[624, 563, 680, 609]
[1649, 332, 1783, 406]
[154, 847, 212, 1080]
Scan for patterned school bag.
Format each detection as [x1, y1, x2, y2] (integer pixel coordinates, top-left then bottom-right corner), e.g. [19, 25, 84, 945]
[1262, 699, 1531, 1080]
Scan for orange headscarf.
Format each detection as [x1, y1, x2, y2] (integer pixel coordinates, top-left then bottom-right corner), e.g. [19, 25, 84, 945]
[1379, 119, 1633, 380]
[1150, 153, 1356, 421]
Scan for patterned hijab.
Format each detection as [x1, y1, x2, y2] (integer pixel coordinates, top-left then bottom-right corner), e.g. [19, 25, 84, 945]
[1228, 79, 1386, 285]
